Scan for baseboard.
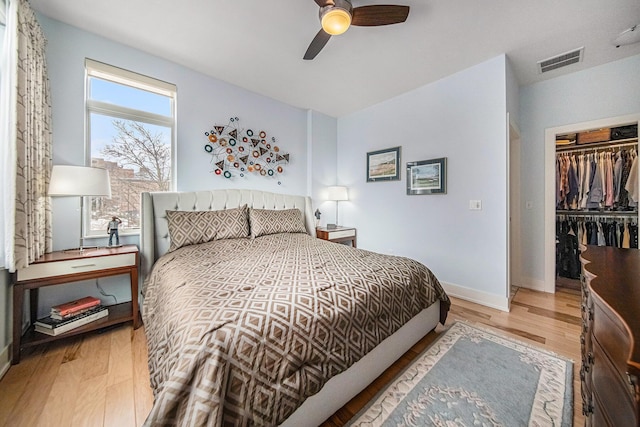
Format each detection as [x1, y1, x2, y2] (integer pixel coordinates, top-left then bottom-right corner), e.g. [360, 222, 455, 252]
[0, 343, 10, 380]
[518, 275, 549, 292]
[442, 281, 510, 312]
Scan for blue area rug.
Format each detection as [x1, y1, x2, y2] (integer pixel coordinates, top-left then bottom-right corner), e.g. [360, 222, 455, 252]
[348, 322, 573, 426]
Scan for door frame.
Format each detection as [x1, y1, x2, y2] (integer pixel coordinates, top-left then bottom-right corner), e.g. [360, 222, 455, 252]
[543, 113, 640, 293]
[508, 117, 522, 306]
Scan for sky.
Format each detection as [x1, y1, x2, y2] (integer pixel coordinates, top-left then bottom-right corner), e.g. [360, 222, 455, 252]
[89, 77, 172, 169]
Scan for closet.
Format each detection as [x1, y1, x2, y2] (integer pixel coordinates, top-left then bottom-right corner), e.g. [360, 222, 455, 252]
[555, 124, 638, 290]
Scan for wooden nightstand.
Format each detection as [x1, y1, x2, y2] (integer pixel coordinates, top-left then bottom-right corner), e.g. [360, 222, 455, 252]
[11, 245, 139, 364]
[316, 226, 357, 248]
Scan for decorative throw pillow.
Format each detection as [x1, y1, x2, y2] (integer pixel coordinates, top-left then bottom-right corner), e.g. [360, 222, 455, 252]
[249, 208, 307, 238]
[166, 210, 218, 252]
[214, 205, 250, 240]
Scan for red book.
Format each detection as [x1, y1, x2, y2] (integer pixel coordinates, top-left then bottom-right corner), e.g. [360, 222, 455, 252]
[51, 296, 100, 317]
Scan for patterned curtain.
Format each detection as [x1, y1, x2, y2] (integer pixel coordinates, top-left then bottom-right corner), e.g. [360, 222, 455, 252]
[9, 0, 53, 271]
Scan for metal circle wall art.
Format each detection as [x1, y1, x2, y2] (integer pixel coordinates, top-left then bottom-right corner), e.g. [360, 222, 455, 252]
[204, 117, 290, 183]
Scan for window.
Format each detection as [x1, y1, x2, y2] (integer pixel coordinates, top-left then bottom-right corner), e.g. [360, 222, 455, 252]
[85, 59, 176, 236]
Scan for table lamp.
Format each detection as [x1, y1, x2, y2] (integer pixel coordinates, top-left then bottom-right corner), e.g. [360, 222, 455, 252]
[48, 165, 111, 251]
[326, 185, 348, 229]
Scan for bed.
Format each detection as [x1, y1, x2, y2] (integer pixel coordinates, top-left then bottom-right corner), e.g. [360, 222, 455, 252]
[140, 189, 450, 426]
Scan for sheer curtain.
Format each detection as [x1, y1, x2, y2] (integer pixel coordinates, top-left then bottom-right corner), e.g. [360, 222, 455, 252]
[0, 0, 52, 272]
[0, 0, 18, 270]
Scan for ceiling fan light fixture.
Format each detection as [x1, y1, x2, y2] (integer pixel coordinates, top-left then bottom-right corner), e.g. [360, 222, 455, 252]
[321, 7, 352, 35]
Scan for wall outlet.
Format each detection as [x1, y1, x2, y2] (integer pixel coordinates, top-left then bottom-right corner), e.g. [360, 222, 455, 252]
[469, 200, 482, 210]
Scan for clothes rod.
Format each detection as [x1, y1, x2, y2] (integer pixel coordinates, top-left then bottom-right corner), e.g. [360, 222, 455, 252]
[556, 138, 638, 153]
[556, 210, 638, 217]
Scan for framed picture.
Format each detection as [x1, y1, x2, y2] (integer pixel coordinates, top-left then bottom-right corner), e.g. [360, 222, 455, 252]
[366, 146, 401, 182]
[406, 157, 447, 195]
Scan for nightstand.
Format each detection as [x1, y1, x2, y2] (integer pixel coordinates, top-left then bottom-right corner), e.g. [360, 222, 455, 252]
[316, 226, 357, 248]
[11, 245, 139, 364]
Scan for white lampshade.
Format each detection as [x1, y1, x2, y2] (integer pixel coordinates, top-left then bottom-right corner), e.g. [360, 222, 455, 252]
[327, 186, 348, 201]
[49, 165, 111, 197]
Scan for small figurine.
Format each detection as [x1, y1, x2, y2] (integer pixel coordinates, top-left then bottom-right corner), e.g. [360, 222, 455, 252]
[107, 216, 122, 246]
[314, 209, 321, 227]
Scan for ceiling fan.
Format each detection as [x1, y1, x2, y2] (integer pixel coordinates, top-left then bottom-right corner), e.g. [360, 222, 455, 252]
[304, 0, 410, 60]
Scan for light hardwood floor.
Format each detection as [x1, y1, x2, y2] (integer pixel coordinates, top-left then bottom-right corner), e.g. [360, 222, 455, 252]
[0, 288, 584, 426]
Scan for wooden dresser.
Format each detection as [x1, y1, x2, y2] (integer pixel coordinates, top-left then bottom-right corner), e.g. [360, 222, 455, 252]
[579, 246, 640, 427]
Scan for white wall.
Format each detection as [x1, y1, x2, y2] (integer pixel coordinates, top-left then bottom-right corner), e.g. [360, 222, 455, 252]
[307, 110, 339, 226]
[337, 55, 510, 309]
[519, 54, 640, 287]
[35, 15, 309, 317]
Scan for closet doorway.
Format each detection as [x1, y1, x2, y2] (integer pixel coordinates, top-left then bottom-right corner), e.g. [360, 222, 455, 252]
[544, 113, 640, 293]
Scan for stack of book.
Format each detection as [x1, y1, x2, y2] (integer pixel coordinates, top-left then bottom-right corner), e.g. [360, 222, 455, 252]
[34, 296, 109, 336]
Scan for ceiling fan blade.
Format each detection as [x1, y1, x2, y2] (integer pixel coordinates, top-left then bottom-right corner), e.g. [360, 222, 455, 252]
[304, 29, 332, 60]
[351, 5, 410, 26]
[314, 0, 334, 7]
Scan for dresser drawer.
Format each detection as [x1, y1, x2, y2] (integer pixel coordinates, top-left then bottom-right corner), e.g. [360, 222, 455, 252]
[324, 229, 355, 239]
[592, 340, 636, 427]
[17, 253, 137, 282]
[590, 396, 608, 427]
[592, 298, 631, 381]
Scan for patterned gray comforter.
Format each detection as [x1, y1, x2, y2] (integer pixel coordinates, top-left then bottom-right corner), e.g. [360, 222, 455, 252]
[142, 233, 449, 426]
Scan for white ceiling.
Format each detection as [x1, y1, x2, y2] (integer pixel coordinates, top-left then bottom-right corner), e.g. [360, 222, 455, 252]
[30, 0, 640, 118]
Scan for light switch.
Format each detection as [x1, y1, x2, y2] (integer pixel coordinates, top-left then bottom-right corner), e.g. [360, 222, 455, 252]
[469, 200, 482, 210]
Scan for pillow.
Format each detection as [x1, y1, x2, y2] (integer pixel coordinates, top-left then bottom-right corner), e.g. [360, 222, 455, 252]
[165, 205, 250, 251]
[249, 208, 307, 238]
[214, 205, 250, 240]
[166, 210, 218, 252]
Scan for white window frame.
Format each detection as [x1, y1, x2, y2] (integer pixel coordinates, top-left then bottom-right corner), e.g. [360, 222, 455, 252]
[84, 58, 176, 237]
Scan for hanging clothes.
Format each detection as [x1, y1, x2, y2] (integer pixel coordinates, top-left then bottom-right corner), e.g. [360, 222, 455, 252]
[556, 146, 638, 212]
[556, 219, 580, 279]
[580, 153, 592, 208]
[605, 152, 614, 208]
[630, 223, 639, 248]
[587, 157, 604, 210]
[556, 141, 638, 287]
[625, 150, 638, 206]
[623, 222, 631, 248]
[556, 214, 638, 278]
[596, 221, 606, 246]
[567, 156, 580, 209]
[619, 150, 633, 209]
[614, 150, 624, 203]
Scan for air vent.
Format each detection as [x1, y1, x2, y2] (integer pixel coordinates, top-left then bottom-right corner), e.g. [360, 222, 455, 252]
[537, 47, 584, 74]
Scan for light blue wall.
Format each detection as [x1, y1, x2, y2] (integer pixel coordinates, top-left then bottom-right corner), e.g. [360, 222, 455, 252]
[307, 110, 339, 226]
[337, 55, 509, 301]
[519, 54, 640, 285]
[36, 15, 310, 317]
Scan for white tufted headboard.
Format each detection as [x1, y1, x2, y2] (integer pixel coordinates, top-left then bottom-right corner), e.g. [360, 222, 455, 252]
[140, 189, 315, 281]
